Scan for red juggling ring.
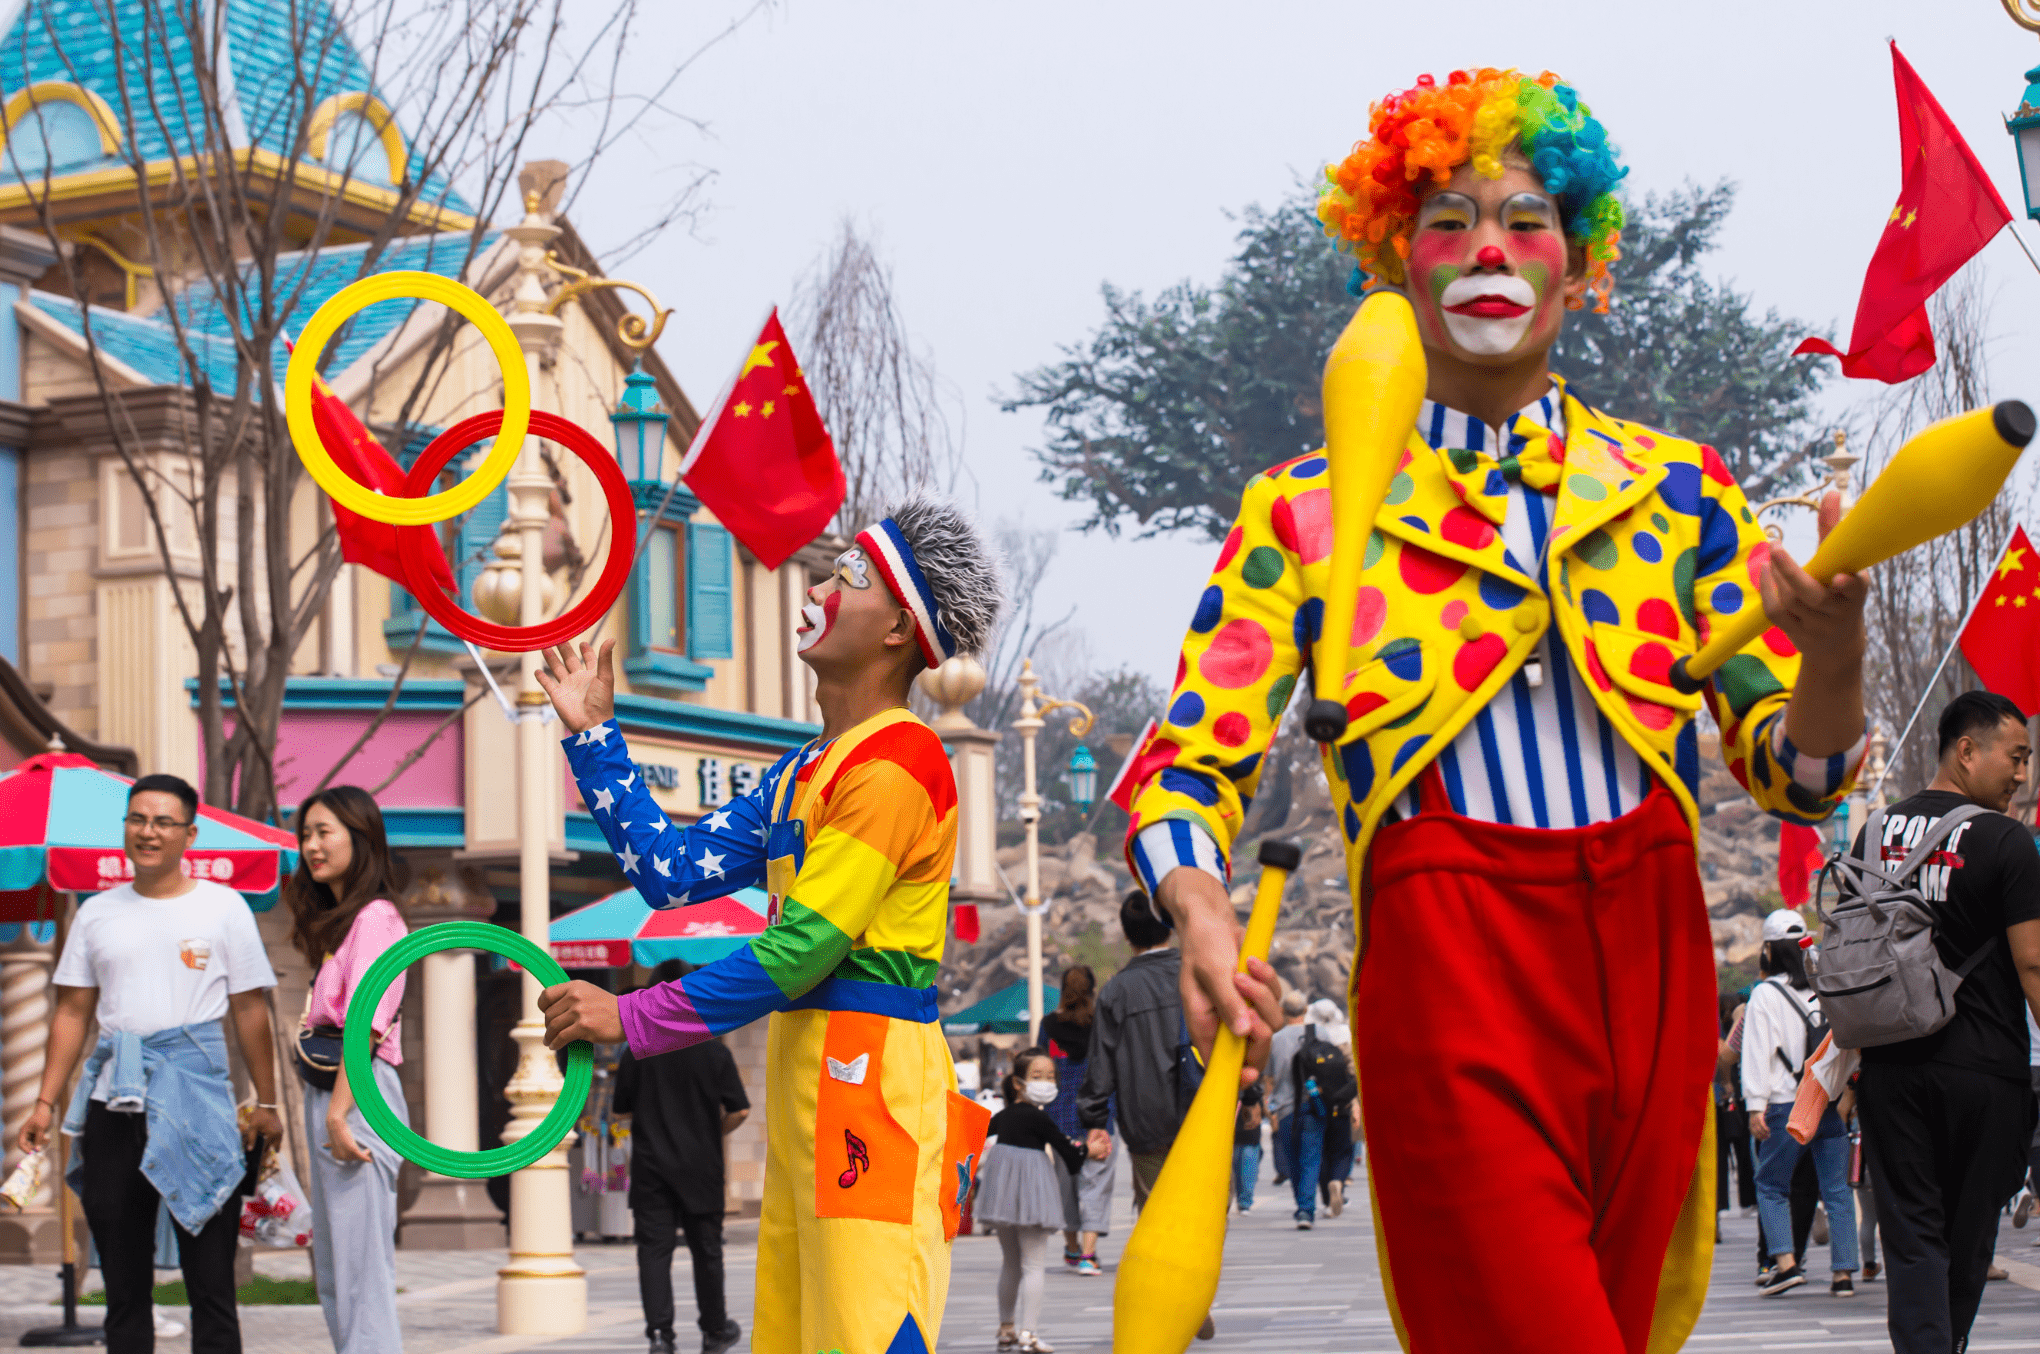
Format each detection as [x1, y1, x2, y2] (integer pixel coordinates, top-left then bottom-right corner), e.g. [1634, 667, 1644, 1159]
[395, 410, 636, 653]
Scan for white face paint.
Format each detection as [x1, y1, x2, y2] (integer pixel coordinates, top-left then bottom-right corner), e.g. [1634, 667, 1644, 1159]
[1435, 272, 1540, 356]
[795, 590, 838, 653]
[796, 548, 870, 655]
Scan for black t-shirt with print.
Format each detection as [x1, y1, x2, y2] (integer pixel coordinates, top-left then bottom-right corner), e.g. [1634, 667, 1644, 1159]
[1853, 790, 2040, 1082]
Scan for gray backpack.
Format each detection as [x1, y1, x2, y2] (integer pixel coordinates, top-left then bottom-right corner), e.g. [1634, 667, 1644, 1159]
[1812, 802, 1996, 1050]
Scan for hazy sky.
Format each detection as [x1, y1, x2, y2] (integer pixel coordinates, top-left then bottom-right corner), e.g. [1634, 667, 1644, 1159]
[574, 0, 2040, 696]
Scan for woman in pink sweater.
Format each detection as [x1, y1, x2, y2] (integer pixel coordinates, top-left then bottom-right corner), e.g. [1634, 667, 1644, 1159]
[286, 786, 410, 1353]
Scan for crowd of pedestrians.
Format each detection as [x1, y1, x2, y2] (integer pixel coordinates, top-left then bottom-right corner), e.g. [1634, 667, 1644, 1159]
[954, 890, 1361, 1349]
[43, 687, 2040, 1354]
[1705, 691, 2040, 1354]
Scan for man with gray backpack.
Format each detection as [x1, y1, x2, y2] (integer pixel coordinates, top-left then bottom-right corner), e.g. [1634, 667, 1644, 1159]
[1818, 691, 2040, 1354]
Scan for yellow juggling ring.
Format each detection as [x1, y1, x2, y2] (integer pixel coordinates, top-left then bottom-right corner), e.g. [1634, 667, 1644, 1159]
[285, 271, 530, 526]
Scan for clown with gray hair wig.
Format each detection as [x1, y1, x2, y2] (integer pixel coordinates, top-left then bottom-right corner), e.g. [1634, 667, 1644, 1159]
[531, 493, 1004, 1354]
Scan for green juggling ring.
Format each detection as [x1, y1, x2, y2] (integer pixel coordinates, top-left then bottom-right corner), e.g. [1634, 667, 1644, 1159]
[343, 921, 592, 1179]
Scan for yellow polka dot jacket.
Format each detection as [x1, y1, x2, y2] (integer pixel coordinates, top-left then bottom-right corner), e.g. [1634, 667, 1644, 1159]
[1124, 381, 1856, 888]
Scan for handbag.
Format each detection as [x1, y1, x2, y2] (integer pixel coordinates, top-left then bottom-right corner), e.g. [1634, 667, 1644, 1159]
[293, 960, 344, 1091]
[294, 1024, 344, 1091]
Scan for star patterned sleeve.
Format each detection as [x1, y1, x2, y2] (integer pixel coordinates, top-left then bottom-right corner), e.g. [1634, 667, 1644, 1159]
[615, 722, 955, 1058]
[1688, 446, 1863, 824]
[561, 719, 772, 907]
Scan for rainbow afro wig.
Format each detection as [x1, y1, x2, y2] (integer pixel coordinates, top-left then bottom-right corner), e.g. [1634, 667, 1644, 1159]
[1316, 68, 1628, 312]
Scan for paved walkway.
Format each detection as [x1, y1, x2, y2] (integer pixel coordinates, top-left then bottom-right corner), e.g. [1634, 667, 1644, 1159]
[11, 1157, 2040, 1351]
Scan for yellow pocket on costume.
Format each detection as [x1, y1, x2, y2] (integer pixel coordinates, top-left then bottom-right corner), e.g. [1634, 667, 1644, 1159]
[813, 1010, 919, 1226]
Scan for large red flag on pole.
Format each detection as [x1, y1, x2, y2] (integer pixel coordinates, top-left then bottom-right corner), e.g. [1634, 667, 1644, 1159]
[679, 310, 844, 569]
[1794, 43, 2013, 383]
[1959, 526, 2040, 715]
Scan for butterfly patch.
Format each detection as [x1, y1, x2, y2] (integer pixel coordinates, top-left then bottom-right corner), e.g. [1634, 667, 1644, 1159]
[825, 1053, 868, 1085]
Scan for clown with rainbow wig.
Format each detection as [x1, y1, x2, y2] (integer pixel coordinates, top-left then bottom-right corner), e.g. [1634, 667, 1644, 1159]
[1126, 68, 1872, 1351]
[533, 497, 1005, 1354]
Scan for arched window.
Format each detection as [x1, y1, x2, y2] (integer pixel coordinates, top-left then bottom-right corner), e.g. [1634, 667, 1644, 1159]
[305, 93, 406, 186]
[319, 110, 393, 185]
[0, 83, 121, 178]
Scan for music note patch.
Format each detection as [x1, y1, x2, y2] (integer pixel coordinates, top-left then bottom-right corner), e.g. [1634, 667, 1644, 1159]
[839, 1129, 870, 1189]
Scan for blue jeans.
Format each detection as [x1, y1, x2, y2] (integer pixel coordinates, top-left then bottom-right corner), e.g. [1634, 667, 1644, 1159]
[1757, 1102, 1858, 1272]
[1233, 1143, 1261, 1209]
[1289, 1102, 1326, 1219]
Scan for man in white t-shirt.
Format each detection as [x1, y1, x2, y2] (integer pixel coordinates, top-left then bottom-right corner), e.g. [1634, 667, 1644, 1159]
[19, 773, 280, 1354]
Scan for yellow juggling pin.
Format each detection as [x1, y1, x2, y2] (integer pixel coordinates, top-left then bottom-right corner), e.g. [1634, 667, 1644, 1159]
[1302, 290, 1428, 745]
[1112, 838, 1301, 1354]
[1670, 401, 2035, 691]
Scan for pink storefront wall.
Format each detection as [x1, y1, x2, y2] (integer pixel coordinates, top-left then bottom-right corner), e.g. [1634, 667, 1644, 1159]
[211, 710, 464, 808]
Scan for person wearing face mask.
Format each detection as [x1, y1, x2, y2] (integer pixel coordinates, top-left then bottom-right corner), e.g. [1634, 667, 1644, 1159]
[1123, 67, 1870, 1354]
[284, 785, 410, 1354]
[533, 497, 1005, 1354]
[978, 1049, 1088, 1354]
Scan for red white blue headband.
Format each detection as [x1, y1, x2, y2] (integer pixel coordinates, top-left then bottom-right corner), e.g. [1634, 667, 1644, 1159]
[855, 517, 956, 669]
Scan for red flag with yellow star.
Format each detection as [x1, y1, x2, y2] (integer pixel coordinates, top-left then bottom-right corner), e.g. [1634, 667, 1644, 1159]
[678, 309, 843, 570]
[1959, 527, 2040, 714]
[1794, 43, 2012, 383]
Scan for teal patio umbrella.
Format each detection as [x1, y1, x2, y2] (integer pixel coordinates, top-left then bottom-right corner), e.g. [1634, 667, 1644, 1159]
[942, 980, 1060, 1036]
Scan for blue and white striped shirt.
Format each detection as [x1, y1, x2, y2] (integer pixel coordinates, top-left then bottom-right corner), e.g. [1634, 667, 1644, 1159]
[1129, 392, 1861, 898]
[1387, 396, 1653, 827]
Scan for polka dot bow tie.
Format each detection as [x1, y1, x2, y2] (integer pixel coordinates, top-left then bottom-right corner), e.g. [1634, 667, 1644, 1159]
[1441, 423, 1567, 522]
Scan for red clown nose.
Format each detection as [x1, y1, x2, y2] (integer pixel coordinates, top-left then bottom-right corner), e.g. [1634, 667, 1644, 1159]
[1476, 245, 1507, 267]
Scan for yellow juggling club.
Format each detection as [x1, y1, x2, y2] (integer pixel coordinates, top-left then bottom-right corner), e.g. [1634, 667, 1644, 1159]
[1112, 838, 1302, 1354]
[1669, 401, 2035, 692]
[1302, 290, 1428, 745]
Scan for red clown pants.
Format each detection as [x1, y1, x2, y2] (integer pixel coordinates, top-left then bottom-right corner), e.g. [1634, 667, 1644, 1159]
[1355, 774, 1717, 1354]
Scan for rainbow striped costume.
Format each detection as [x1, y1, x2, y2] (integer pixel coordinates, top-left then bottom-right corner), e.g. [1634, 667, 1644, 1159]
[566, 708, 984, 1354]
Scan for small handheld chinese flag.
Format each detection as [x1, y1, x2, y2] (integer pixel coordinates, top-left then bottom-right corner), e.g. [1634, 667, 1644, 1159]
[1959, 526, 2040, 715]
[307, 373, 456, 592]
[1777, 822, 1826, 910]
[679, 311, 845, 570]
[1795, 43, 2013, 383]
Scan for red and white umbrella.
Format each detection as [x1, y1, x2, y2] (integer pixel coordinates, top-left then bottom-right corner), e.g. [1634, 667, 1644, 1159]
[0, 752, 299, 919]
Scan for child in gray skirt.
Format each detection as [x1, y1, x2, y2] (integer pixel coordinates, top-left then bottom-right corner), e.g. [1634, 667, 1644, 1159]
[978, 1048, 1088, 1352]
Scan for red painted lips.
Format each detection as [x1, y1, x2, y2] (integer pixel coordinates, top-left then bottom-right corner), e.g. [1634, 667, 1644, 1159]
[1444, 296, 1532, 318]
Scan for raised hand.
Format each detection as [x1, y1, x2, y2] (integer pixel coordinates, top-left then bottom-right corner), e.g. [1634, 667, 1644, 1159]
[534, 639, 617, 734]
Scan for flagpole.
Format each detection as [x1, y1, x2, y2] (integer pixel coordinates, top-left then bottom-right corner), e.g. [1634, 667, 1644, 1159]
[2007, 222, 2040, 283]
[1870, 528, 2015, 801]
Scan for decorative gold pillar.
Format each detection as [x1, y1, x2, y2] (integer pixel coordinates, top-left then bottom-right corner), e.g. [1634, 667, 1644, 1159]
[401, 870, 504, 1248]
[919, 657, 1002, 919]
[0, 921, 54, 1261]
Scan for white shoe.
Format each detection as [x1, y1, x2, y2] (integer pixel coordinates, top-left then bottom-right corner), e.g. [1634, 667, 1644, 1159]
[2018, 1191, 2036, 1228]
[1017, 1333, 1055, 1353]
[1326, 1180, 1345, 1217]
[154, 1305, 187, 1338]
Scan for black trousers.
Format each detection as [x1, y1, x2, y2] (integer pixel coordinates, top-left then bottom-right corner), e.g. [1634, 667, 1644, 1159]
[1718, 1103, 1758, 1211]
[632, 1172, 728, 1339]
[81, 1100, 242, 1354]
[1860, 1061, 2035, 1354]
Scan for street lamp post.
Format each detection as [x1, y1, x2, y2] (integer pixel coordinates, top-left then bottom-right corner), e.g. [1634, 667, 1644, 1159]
[474, 194, 677, 1336]
[491, 190, 585, 1337]
[2004, 1, 2040, 216]
[466, 188, 682, 1331]
[1012, 660, 1094, 1042]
